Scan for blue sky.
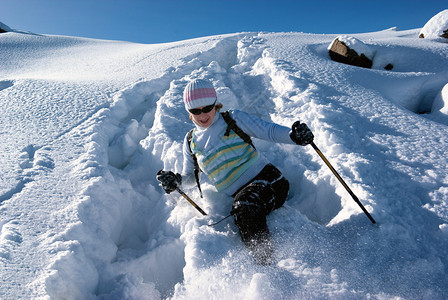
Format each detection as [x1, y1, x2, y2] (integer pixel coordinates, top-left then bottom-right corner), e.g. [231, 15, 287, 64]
[1, 0, 446, 44]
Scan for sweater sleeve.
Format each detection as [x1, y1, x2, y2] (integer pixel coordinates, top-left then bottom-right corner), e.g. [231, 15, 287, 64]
[180, 133, 198, 187]
[230, 110, 295, 145]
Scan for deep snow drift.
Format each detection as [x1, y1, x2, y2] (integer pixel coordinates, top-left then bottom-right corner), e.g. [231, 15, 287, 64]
[1, 24, 448, 299]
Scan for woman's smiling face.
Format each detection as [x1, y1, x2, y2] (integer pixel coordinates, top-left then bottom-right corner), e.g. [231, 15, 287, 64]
[190, 105, 216, 128]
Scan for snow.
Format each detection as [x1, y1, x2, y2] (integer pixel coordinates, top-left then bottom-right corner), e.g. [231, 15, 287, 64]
[1, 21, 448, 299]
[419, 9, 448, 41]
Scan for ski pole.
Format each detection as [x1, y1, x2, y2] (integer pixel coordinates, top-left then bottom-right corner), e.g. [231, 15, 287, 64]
[176, 187, 207, 216]
[310, 142, 376, 224]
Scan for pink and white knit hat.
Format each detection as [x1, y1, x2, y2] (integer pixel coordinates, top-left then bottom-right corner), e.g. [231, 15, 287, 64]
[183, 79, 217, 111]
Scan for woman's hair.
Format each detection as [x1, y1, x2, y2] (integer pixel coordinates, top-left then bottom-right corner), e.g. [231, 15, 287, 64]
[189, 102, 223, 121]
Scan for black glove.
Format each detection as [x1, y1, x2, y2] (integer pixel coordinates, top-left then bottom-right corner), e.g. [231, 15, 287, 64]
[290, 121, 314, 146]
[156, 170, 182, 194]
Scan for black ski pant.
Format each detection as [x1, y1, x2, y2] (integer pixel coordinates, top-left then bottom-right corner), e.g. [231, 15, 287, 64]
[232, 164, 289, 245]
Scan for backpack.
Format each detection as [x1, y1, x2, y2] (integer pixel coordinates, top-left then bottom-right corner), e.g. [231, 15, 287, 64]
[187, 111, 256, 197]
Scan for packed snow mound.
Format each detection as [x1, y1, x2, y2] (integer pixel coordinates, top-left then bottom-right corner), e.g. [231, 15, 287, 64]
[432, 83, 448, 114]
[419, 9, 448, 41]
[1, 28, 448, 299]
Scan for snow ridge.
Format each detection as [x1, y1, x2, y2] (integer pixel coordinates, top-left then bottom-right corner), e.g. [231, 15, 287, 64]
[1, 28, 448, 299]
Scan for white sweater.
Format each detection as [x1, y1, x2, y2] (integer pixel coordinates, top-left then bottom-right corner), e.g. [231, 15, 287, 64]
[182, 109, 294, 196]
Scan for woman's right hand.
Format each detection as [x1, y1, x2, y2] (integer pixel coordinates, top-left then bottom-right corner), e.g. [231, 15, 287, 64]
[156, 170, 182, 194]
[290, 121, 314, 146]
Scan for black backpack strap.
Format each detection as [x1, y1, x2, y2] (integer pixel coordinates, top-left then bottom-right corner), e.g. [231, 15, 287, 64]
[187, 129, 203, 198]
[221, 111, 256, 150]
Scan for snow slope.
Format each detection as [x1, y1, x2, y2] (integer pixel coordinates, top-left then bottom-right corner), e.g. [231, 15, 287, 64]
[1, 26, 448, 299]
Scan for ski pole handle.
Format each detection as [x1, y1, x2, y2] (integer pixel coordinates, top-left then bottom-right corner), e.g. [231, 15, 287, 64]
[310, 142, 376, 224]
[176, 187, 207, 216]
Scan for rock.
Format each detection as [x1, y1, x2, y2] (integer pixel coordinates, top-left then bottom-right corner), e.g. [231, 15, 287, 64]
[328, 36, 373, 69]
[419, 9, 448, 42]
[384, 64, 394, 70]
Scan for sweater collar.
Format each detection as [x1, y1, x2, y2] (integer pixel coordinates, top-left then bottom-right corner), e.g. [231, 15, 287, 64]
[194, 111, 221, 131]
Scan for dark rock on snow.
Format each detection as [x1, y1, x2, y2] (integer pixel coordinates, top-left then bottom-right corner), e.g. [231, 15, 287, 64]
[328, 37, 373, 69]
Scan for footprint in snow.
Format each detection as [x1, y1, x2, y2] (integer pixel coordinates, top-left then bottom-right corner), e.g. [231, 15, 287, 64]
[0, 220, 22, 260]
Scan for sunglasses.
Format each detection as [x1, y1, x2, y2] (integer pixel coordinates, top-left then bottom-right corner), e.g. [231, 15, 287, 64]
[189, 100, 216, 115]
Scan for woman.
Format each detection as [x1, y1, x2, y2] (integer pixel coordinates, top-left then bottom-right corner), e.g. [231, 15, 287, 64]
[157, 78, 313, 265]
